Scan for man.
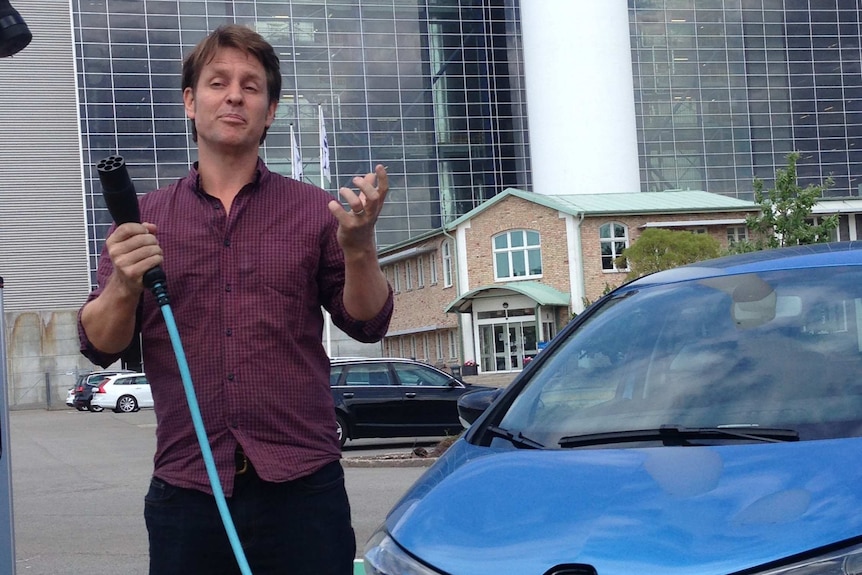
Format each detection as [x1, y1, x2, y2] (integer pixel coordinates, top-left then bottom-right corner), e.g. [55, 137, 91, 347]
[77, 24, 392, 575]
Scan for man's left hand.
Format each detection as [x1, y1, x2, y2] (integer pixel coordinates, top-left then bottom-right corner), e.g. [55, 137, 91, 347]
[328, 164, 389, 253]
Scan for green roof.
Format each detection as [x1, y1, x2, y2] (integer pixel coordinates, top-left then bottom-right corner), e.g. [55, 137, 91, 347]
[445, 280, 570, 313]
[447, 188, 757, 227]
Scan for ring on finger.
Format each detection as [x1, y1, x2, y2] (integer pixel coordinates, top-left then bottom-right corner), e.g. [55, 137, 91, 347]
[352, 208, 366, 216]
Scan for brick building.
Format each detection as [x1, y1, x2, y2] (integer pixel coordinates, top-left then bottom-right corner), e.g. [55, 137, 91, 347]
[377, 188, 763, 376]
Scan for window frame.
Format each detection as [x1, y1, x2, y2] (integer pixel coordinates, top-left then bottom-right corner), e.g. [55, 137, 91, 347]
[442, 241, 453, 288]
[599, 222, 630, 272]
[417, 255, 426, 288]
[492, 229, 543, 281]
[430, 252, 439, 285]
[726, 225, 749, 245]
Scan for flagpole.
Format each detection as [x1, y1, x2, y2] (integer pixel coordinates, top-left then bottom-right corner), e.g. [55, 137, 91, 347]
[319, 104, 331, 189]
[290, 124, 303, 182]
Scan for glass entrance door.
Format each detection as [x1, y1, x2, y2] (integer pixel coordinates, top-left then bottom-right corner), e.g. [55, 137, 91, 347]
[479, 320, 538, 372]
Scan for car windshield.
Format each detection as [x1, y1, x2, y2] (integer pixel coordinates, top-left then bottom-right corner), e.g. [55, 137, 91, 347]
[495, 265, 862, 448]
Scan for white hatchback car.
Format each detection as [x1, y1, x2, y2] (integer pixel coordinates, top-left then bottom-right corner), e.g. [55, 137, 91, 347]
[90, 372, 152, 413]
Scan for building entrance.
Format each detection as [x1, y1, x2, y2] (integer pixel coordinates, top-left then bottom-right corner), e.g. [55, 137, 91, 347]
[478, 313, 538, 373]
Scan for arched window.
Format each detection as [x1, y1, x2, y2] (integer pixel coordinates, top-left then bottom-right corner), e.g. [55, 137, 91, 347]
[599, 222, 629, 271]
[493, 230, 542, 280]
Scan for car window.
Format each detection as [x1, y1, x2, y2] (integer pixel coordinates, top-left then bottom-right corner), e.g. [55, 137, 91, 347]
[495, 266, 862, 447]
[394, 363, 453, 387]
[330, 366, 344, 386]
[343, 364, 393, 386]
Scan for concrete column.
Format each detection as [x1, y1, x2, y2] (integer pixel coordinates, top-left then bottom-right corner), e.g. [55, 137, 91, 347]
[521, 0, 641, 195]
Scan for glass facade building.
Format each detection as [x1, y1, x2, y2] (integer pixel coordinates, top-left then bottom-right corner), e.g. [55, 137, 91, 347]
[630, 0, 862, 198]
[72, 0, 862, 280]
[73, 0, 530, 278]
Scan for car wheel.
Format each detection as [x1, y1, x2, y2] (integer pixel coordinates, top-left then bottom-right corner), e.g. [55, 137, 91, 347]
[336, 414, 348, 448]
[75, 406, 86, 412]
[87, 404, 103, 413]
[116, 395, 138, 413]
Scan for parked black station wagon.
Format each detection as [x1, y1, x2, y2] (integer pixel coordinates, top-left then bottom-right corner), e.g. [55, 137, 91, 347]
[330, 357, 488, 447]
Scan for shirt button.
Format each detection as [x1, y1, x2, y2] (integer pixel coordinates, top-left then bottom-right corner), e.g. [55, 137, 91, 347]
[227, 373, 235, 381]
[226, 329, 233, 336]
[223, 239, 231, 247]
[225, 284, 232, 292]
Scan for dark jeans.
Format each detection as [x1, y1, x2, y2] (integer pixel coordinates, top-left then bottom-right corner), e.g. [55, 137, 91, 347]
[144, 460, 356, 575]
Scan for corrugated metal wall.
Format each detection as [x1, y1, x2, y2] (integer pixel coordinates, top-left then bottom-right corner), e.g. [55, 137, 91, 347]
[0, 0, 91, 312]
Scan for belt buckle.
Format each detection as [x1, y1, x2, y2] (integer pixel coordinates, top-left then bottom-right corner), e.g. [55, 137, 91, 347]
[236, 450, 250, 475]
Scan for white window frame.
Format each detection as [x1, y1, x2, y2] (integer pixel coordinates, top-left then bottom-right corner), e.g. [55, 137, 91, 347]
[442, 241, 453, 287]
[405, 260, 414, 291]
[726, 225, 748, 245]
[429, 253, 439, 285]
[448, 330, 458, 360]
[417, 256, 426, 288]
[492, 229, 542, 281]
[600, 222, 630, 272]
[393, 263, 402, 292]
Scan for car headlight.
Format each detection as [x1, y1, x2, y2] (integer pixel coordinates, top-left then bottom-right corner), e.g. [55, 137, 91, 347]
[364, 530, 445, 575]
[753, 541, 862, 574]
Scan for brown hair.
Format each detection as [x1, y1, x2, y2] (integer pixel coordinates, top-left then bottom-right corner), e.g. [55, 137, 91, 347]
[182, 24, 282, 143]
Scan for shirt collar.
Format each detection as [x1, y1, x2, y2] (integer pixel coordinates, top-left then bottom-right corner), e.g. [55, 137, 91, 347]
[188, 158, 269, 196]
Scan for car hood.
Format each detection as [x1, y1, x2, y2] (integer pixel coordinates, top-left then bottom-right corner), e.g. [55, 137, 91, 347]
[384, 437, 862, 575]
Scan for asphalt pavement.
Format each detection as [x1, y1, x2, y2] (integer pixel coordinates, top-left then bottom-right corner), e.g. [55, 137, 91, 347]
[7, 408, 439, 575]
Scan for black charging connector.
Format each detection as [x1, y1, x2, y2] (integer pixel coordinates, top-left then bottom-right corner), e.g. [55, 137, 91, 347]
[96, 155, 170, 307]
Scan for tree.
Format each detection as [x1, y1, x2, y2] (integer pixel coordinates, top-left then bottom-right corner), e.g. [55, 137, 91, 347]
[618, 228, 721, 280]
[745, 152, 838, 250]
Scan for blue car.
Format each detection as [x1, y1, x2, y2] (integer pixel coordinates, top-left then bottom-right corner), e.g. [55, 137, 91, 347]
[364, 242, 862, 575]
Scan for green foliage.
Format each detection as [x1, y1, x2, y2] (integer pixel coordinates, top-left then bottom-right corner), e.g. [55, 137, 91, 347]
[618, 228, 721, 280]
[577, 283, 614, 317]
[746, 152, 838, 249]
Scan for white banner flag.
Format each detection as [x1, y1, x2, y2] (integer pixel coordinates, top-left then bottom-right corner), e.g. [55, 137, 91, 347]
[290, 124, 303, 181]
[319, 104, 331, 185]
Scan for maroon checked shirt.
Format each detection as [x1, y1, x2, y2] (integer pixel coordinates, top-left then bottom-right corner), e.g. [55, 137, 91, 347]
[78, 160, 393, 496]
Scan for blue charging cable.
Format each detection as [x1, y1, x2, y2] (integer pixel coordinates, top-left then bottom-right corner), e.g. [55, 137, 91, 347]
[158, 301, 253, 575]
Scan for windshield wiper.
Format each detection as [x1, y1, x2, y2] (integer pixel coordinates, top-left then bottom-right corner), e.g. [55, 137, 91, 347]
[485, 425, 545, 449]
[558, 425, 799, 448]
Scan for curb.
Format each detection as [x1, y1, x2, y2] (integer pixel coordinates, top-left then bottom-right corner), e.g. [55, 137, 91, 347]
[342, 455, 438, 468]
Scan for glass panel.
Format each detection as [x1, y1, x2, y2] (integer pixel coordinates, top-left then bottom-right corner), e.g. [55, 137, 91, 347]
[395, 364, 450, 386]
[497, 266, 862, 447]
[496, 253, 510, 279]
[512, 251, 527, 277]
[599, 224, 611, 239]
[510, 231, 525, 248]
[528, 249, 542, 275]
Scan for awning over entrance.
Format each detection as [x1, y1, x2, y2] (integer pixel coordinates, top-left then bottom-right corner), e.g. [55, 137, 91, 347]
[444, 281, 570, 313]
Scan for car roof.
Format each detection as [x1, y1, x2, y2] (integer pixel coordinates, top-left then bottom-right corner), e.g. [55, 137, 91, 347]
[330, 357, 424, 365]
[103, 372, 146, 379]
[627, 241, 862, 289]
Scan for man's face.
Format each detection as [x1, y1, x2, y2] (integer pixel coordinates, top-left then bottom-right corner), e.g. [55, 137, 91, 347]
[183, 46, 277, 152]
